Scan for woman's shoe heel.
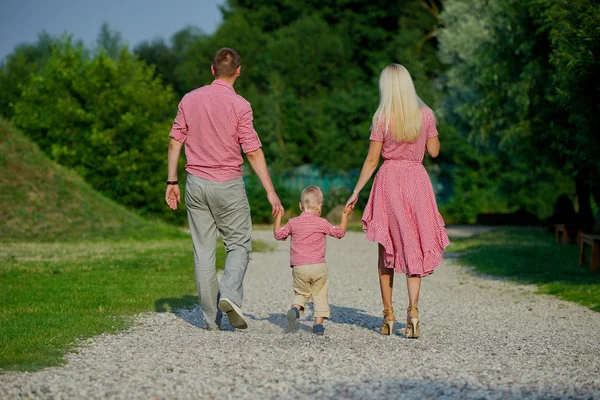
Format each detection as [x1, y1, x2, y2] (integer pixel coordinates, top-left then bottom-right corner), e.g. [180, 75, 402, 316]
[405, 305, 420, 339]
[381, 308, 395, 335]
[408, 317, 420, 339]
[381, 320, 394, 335]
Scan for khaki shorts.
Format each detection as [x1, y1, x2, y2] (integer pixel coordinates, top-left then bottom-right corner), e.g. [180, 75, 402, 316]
[291, 262, 330, 318]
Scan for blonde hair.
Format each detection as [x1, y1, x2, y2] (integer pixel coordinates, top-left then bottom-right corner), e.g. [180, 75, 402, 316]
[373, 64, 427, 143]
[300, 186, 324, 211]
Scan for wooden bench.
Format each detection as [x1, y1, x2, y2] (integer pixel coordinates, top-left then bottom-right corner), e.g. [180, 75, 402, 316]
[579, 233, 600, 272]
[555, 224, 569, 244]
[555, 224, 579, 244]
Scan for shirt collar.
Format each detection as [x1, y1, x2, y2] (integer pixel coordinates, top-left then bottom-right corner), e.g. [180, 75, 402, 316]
[301, 211, 319, 217]
[212, 79, 235, 92]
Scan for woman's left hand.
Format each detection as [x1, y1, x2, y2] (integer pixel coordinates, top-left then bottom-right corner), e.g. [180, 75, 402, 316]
[344, 192, 359, 213]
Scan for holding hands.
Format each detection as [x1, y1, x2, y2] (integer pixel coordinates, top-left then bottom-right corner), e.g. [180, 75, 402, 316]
[273, 206, 285, 235]
[267, 191, 285, 217]
[344, 191, 359, 214]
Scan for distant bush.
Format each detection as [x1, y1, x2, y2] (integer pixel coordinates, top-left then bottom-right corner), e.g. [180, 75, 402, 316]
[244, 174, 298, 224]
[244, 172, 356, 224]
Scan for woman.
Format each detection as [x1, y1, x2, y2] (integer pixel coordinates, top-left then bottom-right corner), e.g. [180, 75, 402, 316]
[345, 64, 450, 338]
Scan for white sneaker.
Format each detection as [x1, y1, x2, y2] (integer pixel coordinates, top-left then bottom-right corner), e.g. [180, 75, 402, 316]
[218, 298, 248, 329]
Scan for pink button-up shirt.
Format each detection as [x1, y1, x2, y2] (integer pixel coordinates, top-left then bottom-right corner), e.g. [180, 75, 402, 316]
[275, 212, 346, 267]
[169, 79, 262, 182]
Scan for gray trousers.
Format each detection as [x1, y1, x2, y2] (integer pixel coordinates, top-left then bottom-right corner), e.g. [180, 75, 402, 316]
[185, 174, 252, 329]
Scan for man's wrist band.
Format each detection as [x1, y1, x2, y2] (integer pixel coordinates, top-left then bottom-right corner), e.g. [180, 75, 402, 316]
[166, 180, 179, 185]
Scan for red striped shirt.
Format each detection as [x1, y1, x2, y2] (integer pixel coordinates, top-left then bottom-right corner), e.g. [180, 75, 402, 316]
[275, 212, 345, 266]
[169, 79, 262, 182]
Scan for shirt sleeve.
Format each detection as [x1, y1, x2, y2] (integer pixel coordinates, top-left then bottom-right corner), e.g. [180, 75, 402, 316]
[274, 223, 291, 241]
[238, 105, 262, 153]
[169, 101, 188, 143]
[369, 117, 386, 142]
[426, 108, 439, 139]
[324, 221, 345, 239]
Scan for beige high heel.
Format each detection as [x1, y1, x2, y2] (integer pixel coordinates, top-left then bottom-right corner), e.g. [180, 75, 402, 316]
[381, 308, 396, 335]
[405, 305, 420, 339]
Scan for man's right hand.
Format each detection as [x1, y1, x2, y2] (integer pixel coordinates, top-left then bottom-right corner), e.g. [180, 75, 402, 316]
[267, 191, 284, 217]
[166, 185, 181, 210]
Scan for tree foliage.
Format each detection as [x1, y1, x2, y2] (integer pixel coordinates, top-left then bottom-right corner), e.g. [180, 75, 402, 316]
[0, 32, 64, 118]
[534, 0, 600, 193]
[438, 0, 599, 223]
[4, 0, 596, 225]
[96, 22, 126, 59]
[12, 38, 177, 220]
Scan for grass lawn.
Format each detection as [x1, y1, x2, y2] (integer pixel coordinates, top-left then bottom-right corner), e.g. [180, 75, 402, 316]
[0, 122, 274, 372]
[448, 228, 600, 312]
[0, 238, 270, 372]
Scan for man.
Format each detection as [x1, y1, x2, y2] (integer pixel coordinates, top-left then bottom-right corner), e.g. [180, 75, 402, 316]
[165, 48, 283, 330]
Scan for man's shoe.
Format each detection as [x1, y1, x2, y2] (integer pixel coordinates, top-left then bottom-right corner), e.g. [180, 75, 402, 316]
[287, 307, 300, 333]
[218, 298, 248, 329]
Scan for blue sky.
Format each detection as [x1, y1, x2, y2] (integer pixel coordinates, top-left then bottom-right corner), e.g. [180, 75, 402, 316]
[0, 0, 225, 61]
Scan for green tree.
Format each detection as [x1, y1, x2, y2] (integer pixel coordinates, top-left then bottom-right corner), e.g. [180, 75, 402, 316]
[532, 0, 600, 213]
[96, 22, 126, 59]
[13, 38, 178, 221]
[438, 0, 599, 224]
[221, 0, 406, 74]
[0, 32, 62, 118]
[134, 38, 180, 93]
[134, 26, 205, 98]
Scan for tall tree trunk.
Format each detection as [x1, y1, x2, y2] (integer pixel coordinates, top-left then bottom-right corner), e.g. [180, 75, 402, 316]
[590, 184, 600, 233]
[576, 173, 594, 231]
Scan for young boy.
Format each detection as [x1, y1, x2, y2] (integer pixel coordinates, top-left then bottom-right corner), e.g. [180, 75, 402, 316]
[274, 186, 353, 335]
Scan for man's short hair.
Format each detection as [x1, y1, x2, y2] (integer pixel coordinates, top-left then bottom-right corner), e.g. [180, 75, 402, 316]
[300, 186, 324, 210]
[213, 48, 241, 78]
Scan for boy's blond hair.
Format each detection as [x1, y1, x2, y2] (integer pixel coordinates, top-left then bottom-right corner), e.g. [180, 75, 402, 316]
[300, 186, 324, 211]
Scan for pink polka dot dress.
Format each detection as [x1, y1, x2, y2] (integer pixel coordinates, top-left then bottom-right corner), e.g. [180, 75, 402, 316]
[362, 107, 450, 277]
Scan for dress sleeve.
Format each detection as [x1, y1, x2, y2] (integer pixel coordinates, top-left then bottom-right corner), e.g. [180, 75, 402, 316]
[238, 104, 262, 153]
[369, 117, 386, 142]
[169, 101, 188, 143]
[274, 223, 292, 241]
[426, 108, 439, 139]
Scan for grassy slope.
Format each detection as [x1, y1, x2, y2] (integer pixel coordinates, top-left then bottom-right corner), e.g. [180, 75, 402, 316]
[448, 228, 600, 312]
[0, 121, 268, 371]
[0, 119, 183, 241]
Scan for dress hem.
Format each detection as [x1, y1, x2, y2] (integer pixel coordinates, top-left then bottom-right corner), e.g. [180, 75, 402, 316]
[362, 218, 450, 277]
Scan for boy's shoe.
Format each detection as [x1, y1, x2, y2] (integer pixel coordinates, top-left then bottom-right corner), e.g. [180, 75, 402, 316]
[218, 298, 248, 329]
[312, 324, 325, 336]
[287, 307, 300, 333]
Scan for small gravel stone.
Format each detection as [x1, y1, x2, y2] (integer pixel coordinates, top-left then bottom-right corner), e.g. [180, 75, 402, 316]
[1, 230, 599, 399]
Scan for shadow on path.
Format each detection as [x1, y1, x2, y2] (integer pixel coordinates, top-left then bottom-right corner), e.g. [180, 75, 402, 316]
[258, 303, 406, 335]
[154, 295, 197, 314]
[330, 304, 406, 334]
[156, 295, 250, 331]
[154, 296, 406, 335]
[251, 313, 314, 333]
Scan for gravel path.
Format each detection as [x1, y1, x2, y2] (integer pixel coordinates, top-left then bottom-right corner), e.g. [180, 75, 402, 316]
[2, 229, 600, 399]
